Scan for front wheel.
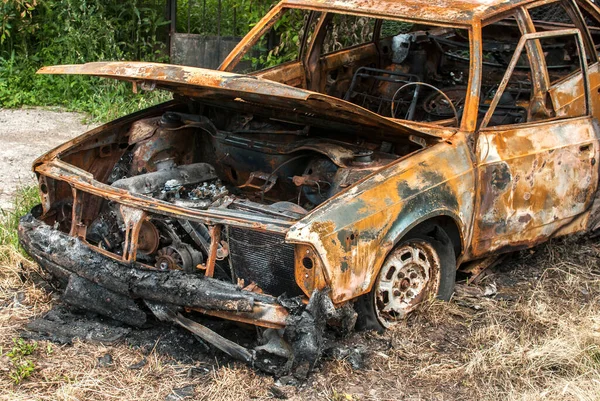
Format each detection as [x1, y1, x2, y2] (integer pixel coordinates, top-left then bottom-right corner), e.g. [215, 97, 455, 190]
[355, 225, 456, 331]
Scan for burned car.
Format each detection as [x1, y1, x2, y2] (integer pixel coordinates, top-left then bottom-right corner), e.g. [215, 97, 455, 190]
[18, 0, 600, 371]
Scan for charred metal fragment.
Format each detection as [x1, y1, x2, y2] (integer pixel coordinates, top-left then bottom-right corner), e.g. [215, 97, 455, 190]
[25, 307, 132, 345]
[145, 301, 255, 363]
[111, 162, 217, 196]
[282, 289, 341, 377]
[63, 275, 147, 327]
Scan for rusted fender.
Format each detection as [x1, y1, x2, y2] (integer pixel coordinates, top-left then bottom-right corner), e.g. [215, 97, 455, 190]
[37, 62, 443, 141]
[287, 132, 476, 303]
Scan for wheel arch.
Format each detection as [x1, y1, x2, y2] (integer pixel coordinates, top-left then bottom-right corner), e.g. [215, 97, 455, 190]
[390, 211, 464, 257]
[364, 210, 464, 295]
[354, 211, 462, 331]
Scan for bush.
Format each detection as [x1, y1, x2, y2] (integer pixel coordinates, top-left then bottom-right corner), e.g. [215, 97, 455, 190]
[0, 0, 285, 121]
[0, 0, 170, 121]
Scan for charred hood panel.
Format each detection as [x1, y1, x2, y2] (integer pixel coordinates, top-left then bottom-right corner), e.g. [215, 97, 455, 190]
[38, 62, 441, 141]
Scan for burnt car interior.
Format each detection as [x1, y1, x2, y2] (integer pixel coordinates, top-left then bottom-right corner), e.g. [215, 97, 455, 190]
[480, 18, 532, 127]
[247, 11, 473, 126]
[480, 2, 594, 126]
[245, 4, 594, 127]
[338, 24, 470, 125]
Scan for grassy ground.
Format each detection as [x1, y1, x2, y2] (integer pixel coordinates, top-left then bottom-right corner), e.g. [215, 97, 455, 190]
[0, 187, 599, 400]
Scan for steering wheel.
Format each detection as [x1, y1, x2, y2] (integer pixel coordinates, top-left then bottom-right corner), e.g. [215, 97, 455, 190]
[391, 82, 459, 127]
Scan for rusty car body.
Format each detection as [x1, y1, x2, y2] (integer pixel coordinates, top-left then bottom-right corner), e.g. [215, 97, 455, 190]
[18, 0, 600, 372]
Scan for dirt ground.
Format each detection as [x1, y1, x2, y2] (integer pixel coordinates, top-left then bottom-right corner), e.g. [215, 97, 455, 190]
[0, 109, 599, 401]
[0, 108, 97, 210]
[2, 235, 598, 401]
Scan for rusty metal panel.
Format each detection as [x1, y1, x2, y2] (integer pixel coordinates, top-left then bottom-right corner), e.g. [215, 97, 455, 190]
[282, 0, 537, 25]
[37, 62, 443, 141]
[35, 160, 295, 234]
[256, 61, 307, 88]
[549, 62, 600, 118]
[472, 117, 599, 256]
[287, 133, 475, 304]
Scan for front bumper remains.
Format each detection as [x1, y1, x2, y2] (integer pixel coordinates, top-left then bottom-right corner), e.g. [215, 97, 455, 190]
[18, 213, 354, 373]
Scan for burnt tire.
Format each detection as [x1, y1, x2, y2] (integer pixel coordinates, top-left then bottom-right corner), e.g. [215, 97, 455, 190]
[354, 224, 456, 332]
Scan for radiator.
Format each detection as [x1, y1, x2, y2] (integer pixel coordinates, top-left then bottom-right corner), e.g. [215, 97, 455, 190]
[227, 227, 302, 297]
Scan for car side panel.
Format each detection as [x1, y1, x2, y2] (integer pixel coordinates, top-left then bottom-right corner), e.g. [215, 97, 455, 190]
[255, 61, 307, 88]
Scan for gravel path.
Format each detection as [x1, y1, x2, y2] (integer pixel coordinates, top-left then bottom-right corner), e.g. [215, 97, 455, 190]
[0, 108, 98, 210]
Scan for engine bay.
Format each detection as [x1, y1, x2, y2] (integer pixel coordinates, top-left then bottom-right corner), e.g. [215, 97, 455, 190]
[44, 103, 424, 287]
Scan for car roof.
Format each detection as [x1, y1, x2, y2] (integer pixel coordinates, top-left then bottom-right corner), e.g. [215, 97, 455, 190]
[282, 0, 552, 26]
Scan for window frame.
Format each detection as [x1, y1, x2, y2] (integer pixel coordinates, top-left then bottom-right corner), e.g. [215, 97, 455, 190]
[222, 6, 479, 131]
[573, 0, 600, 59]
[479, 28, 591, 129]
[220, 5, 315, 73]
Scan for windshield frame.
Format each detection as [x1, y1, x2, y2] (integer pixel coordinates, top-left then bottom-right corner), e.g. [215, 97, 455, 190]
[220, 4, 478, 133]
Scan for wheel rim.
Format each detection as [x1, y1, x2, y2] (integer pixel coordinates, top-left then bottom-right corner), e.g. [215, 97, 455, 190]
[374, 240, 441, 327]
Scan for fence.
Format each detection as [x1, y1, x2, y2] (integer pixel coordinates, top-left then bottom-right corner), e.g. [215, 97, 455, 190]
[170, 34, 241, 69]
[168, 0, 273, 68]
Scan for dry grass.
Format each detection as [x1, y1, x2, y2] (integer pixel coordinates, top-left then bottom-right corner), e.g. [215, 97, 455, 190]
[0, 187, 599, 400]
[0, 243, 277, 400]
[0, 260, 277, 401]
[296, 238, 600, 401]
[455, 240, 600, 401]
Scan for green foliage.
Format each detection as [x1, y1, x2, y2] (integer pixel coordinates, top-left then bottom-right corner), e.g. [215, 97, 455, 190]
[0, 0, 170, 121]
[245, 9, 306, 71]
[322, 14, 375, 54]
[175, 0, 297, 72]
[7, 338, 37, 359]
[6, 338, 38, 384]
[0, 186, 40, 252]
[1, 0, 38, 49]
[9, 359, 35, 384]
[0, 0, 296, 119]
[380, 20, 414, 38]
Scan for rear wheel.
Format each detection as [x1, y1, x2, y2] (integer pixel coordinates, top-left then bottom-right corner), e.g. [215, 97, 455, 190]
[355, 225, 456, 331]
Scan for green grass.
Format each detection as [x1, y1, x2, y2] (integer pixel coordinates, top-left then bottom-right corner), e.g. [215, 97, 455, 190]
[1, 0, 171, 122]
[0, 57, 171, 123]
[84, 84, 170, 123]
[6, 338, 38, 384]
[0, 186, 40, 253]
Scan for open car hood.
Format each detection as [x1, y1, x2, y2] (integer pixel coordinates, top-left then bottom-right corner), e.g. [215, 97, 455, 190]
[38, 62, 444, 141]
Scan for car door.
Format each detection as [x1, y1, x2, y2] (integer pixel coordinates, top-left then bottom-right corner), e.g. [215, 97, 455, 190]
[471, 26, 599, 257]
